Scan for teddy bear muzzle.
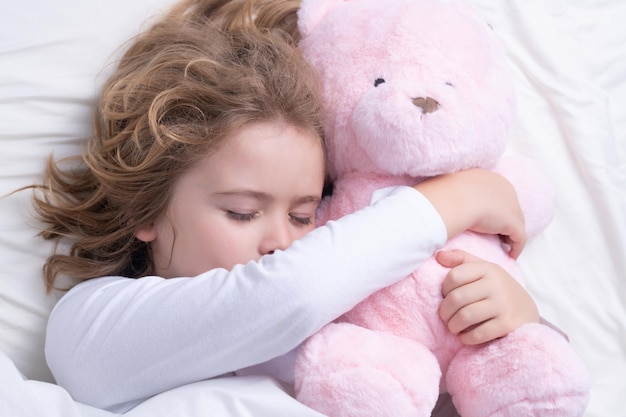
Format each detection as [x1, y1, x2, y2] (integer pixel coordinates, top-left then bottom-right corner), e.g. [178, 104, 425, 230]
[412, 96, 439, 114]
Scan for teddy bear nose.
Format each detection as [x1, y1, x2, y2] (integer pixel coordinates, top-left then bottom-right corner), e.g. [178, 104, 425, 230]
[412, 96, 439, 114]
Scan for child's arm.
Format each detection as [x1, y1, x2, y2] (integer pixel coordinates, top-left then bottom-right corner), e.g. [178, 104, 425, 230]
[45, 186, 448, 412]
[415, 168, 526, 259]
[436, 249, 540, 345]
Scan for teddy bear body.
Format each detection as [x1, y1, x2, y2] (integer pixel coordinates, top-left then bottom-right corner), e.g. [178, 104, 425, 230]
[293, 0, 591, 416]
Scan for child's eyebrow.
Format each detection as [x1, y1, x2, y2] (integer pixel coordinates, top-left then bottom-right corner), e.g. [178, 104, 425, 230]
[213, 190, 270, 201]
[214, 190, 321, 205]
[295, 195, 322, 205]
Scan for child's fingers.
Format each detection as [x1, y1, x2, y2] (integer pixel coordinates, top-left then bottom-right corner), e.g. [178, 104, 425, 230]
[435, 249, 464, 268]
[502, 233, 525, 259]
[436, 249, 484, 268]
[438, 250, 486, 297]
[457, 317, 507, 345]
[439, 271, 491, 325]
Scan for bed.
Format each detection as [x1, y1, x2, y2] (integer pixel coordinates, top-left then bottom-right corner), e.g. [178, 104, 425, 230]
[1, 1, 624, 416]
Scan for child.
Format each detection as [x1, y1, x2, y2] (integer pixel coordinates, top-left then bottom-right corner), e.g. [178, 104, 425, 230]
[33, 0, 538, 413]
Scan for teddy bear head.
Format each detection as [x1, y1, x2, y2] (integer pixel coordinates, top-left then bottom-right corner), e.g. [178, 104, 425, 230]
[297, 0, 516, 182]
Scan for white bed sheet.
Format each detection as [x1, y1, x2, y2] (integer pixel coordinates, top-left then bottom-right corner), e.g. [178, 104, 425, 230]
[473, 2, 626, 414]
[1, 1, 624, 416]
[1, 349, 326, 417]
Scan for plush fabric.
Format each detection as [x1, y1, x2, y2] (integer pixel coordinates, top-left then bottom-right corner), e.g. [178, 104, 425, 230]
[293, 1, 592, 416]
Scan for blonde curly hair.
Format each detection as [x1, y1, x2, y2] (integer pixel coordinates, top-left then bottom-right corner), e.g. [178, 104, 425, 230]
[32, 0, 323, 290]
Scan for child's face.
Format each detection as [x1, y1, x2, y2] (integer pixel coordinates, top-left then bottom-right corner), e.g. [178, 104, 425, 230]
[135, 121, 325, 278]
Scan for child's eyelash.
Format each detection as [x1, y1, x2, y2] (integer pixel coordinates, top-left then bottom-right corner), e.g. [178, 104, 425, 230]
[290, 215, 312, 226]
[226, 211, 312, 226]
[226, 211, 256, 222]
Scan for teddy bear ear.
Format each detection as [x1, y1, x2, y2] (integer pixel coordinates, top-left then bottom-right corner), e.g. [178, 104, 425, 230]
[297, 0, 348, 39]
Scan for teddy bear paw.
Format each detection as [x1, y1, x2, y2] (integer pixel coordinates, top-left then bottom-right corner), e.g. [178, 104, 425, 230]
[297, 364, 435, 417]
[447, 323, 591, 417]
[295, 322, 440, 417]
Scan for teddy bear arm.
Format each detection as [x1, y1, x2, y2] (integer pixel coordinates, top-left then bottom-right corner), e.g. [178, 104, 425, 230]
[493, 155, 556, 238]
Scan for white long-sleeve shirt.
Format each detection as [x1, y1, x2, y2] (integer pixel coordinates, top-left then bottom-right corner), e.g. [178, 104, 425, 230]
[45, 187, 446, 412]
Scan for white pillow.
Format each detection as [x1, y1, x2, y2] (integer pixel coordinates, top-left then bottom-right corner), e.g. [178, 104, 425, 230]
[0, 0, 178, 382]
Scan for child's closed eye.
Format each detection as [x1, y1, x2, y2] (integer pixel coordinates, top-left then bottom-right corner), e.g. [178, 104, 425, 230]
[289, 214, 313, 226]
[226, 210, 258, 222]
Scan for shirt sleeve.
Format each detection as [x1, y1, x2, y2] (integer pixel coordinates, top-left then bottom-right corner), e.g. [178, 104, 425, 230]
[45, 186, 446, 412]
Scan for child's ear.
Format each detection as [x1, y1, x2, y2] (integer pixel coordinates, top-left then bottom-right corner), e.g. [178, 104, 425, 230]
[135, 224, 157, 242]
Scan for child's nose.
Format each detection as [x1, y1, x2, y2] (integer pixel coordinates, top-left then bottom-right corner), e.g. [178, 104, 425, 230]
[260, 218, 293, 255]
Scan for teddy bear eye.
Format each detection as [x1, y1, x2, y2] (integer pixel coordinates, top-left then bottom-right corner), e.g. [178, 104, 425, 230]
[445, 81, 455, 88]
[374, 78, 385, 87]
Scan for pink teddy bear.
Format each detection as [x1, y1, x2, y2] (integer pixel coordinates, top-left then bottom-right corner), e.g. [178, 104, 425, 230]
[293, 0, 591, 416]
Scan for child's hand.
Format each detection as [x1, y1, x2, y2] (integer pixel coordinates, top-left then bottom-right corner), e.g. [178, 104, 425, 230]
[436, 249, 540, 345]
[415, 168, 526, 258]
